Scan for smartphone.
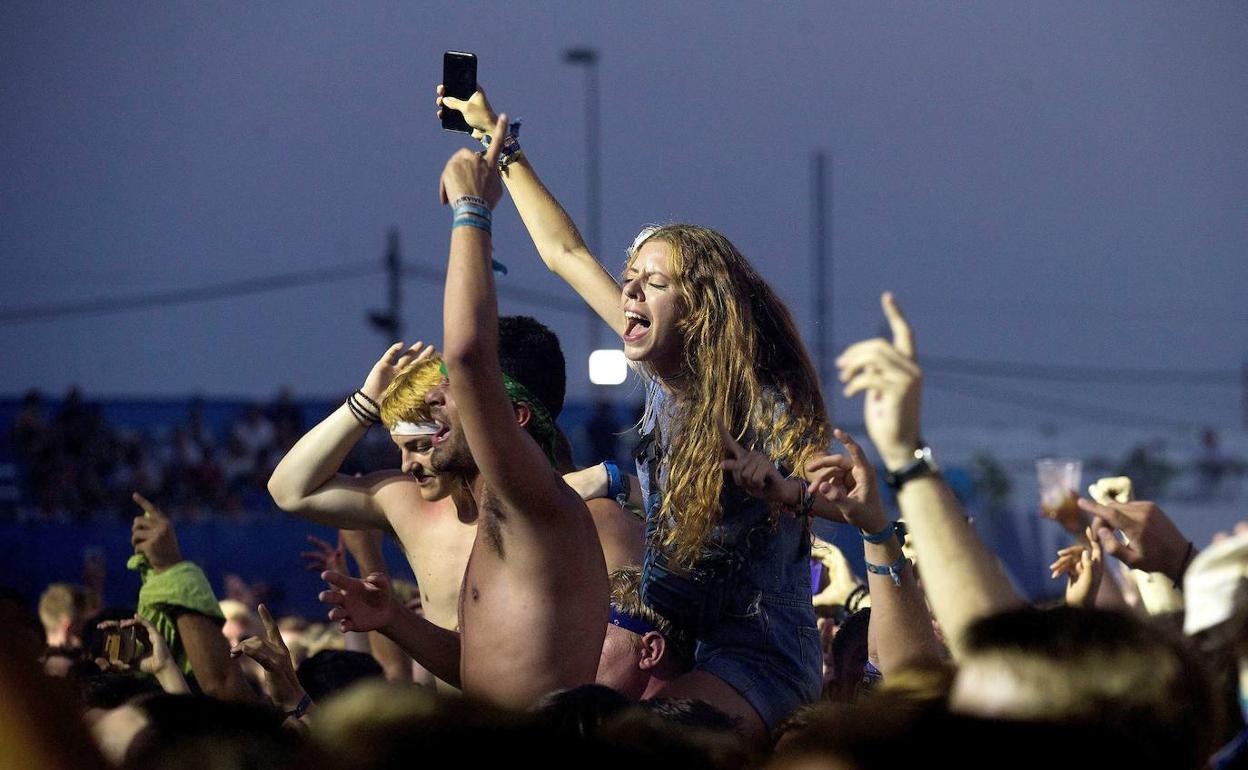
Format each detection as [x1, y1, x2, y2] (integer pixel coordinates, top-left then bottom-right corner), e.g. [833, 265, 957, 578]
[94, 624, 150, 666]
[442, 51, 477, 133]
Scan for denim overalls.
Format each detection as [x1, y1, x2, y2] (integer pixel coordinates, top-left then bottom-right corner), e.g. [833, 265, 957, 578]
[636, 387, 823, 730]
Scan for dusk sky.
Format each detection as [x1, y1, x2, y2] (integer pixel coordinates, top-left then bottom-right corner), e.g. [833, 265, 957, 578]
[3, 1, 1245, 432]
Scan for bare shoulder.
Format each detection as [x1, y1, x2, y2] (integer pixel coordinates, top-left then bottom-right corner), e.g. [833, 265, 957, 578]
[369, 473, 451, 523]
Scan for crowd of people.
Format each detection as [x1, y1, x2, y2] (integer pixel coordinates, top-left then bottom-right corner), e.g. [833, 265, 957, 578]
[9, 388, 336, 520]
[3, 83, 1246, 770]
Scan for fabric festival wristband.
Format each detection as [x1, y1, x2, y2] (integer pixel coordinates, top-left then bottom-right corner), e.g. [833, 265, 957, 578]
[865, 555, 909, 587]
[603, 460, 623, 501]
[452, 203, 492, 220]
[862, 520, 907, 544]
[453, 216, 492, 235]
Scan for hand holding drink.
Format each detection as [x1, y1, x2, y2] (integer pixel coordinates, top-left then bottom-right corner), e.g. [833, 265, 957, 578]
[1036, 458, 1086, 535]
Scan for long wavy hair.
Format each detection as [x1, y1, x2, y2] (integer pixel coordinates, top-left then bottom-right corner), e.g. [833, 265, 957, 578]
[629, 224, 830, 567]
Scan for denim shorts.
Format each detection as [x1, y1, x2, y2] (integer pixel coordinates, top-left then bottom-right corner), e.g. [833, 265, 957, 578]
[693, 587, 824, 732]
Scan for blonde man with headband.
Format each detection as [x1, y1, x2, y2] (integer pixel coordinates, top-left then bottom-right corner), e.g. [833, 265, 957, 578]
[271, 338, 642, 694]
[269, 343, 476, 690]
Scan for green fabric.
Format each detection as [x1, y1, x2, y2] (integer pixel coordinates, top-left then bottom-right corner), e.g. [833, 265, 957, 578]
[438, 360, 559, 467]
[128, 555, 224, 675]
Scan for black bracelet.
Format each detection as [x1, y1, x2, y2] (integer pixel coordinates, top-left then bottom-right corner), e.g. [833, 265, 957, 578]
[845, 584, 869, 614]
[345, 395, 375, 427]
[354, 389, 381, 413]
[285, 692, 313, 720]
[349, 391, 380, 421]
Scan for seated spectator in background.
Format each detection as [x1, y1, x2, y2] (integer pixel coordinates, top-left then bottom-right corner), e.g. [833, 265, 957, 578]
[232, 404, 276, 464]
[269, 386, 304, 446]
[597, 567, 690, 700]
[12, 388, 48, 459]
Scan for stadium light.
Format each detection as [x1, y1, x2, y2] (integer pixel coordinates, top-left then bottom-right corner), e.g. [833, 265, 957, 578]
[588, 349, 628, 386]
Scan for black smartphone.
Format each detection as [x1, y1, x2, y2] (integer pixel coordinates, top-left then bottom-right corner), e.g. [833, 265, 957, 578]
[93, 624, 150, 666]
[442, 51, 477, 133]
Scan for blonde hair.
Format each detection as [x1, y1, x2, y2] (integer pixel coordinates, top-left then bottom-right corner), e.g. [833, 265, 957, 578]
[37, 583, 90, 634]
[609, 567, 673, 640]
[379, 355, 444, 430]
[630, 224, 830, 567]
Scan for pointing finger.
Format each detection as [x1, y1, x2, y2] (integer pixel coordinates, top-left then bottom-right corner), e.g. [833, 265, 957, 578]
[482, 113, 508, 168]
[881, 292, 915, 359]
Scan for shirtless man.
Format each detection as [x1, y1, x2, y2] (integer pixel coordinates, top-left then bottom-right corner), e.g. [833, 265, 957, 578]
[268, 344, 475, 661]
[269, 343, 639, 692]
[319, 124, 609, 707]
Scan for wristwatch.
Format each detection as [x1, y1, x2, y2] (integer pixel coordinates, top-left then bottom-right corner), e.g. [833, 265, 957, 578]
[883, 445, 939, 491]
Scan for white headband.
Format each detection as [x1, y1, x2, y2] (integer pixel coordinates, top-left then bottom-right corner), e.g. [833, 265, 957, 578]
[390, 421, 438, 437]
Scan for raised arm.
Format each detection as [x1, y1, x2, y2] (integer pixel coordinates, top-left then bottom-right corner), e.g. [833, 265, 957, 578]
[806, 430, 943, 675]
[839, 294, 1023, 658]
[437, 120, 576, 514]
[267, 343, 430, 529]
[130, 494, 259, 702]
[437, 86, 624, 334]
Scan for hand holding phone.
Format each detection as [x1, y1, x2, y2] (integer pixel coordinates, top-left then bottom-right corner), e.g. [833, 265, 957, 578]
[92, 620, 151, 667]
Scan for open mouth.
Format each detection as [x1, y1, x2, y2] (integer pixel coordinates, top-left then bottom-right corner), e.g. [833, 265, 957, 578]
[431, 421, 452, 447]
[623, 309, 651, 342]
[409, 469, 434, 486]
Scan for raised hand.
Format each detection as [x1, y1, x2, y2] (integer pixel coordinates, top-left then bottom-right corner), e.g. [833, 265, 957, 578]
[805, 429, 886, 530]
[1050, 527, 1104, 608]
[836, 292, 922, 470]
[438, 114, 508, 209]
[301, 533, 347, 574]
[719, 419, 799, 507]
[361, 341, 435, 403]
[131, 492, 183, 573]
[1076, 497, 1194, 583]
[230, 603, 307, 712]
[436, 84, 499, 140]
[95, 615, 188, 693]
[318, 570, 397, 634]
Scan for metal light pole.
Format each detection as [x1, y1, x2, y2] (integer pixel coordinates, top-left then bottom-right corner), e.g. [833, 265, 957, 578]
[564, 47, 603, 354]
[812, 152, 832, 418]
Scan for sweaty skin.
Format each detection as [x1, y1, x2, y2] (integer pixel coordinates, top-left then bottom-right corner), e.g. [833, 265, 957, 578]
[448, 475, 609, 706]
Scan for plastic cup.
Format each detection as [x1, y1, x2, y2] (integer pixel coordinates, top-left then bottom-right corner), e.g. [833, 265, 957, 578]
[1036, 458, 1082, 524]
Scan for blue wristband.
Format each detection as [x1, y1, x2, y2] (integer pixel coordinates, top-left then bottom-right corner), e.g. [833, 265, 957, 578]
[865, 555, 909, 587]
[861, 520, 907, 544]
[603, 460, 622, 501]
[453, 203, 492, 220]
[453, 216, 492, 234]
